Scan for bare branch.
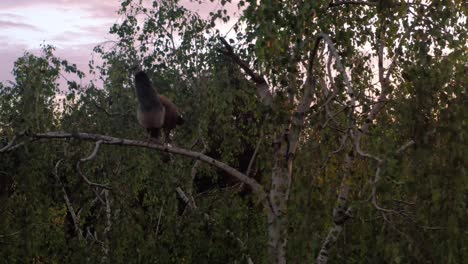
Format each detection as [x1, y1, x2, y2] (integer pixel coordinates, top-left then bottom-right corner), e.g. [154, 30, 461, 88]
[318, 33, 357, 115]
[93, 102, 120, 117]
[81, 140, 103, 162]
[297, 36, 322, 114]
[395, 140, 415, 155]
[246, 138, 262, 177]
[0, 136, 23, 153]
[175, 186, 254, 263]
[155, 202, 164, 237]
[0, 136, 17, 152]
[53, 159, 83, 240]
[320, 134, 348, 170]
[371, 161, 397, 213]
[363, 12, 419, 129]
[317, 152, 354, 264]
[218, 37, 273, 106]
[0, 231, 20, 238]
[76, 140, 111, 190]
[370, 138, 423, 214]
[176, 186, 197, 211]
[377, 21, 386, 86]
[328, 1, 377, 8]
[101, 190, 111, 263]
[188, 140, 208, 198]
[33, 132, 268, 203]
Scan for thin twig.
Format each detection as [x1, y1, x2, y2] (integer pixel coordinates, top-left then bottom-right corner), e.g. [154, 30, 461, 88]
[76, 140, 111, 190]
[175, 186, 254, 264]
[328, 1, 377, 8]
[218, 37, 273, 106]
[0, 136, 22, 153]
[101, 190, 111, 263]
[53, 159, 83, 240]
[155, 202, 164, 237]
[246, 138, 262, 177]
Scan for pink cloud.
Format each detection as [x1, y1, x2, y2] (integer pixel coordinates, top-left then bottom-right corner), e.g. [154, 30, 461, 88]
[0, 0, 120, 17]
[82, 2, 121, 19]
[0, 42, 28, 83]
[0, 0, 100, 9]
[0, 0, 241, 88]
[0, 20, 41, 31]
[0, 42, 103, 90]
[0, 13, 25, 19]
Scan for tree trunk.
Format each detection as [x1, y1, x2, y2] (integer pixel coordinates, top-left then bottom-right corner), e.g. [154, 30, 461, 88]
[267, 129, 296, 264]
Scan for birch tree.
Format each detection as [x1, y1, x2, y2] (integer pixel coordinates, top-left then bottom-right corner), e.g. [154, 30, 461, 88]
[1, 0, 466, 263]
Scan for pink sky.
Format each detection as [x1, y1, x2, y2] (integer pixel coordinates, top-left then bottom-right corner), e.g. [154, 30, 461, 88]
[0, 0, 239, 86]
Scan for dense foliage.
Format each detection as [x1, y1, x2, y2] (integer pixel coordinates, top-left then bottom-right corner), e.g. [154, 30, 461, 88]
[0, 0, 466, 263]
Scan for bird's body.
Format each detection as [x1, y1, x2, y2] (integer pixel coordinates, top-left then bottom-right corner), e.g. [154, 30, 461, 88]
[134, 71, 184, 142]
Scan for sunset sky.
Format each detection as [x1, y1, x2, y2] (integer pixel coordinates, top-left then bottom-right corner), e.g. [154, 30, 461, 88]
[0, 0, 236, 85]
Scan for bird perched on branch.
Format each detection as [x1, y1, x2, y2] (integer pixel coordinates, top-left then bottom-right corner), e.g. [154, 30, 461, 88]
[134, 71, 184, 143]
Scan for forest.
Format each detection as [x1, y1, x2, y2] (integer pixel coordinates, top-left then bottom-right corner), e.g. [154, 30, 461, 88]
[0, 0, 466, 263]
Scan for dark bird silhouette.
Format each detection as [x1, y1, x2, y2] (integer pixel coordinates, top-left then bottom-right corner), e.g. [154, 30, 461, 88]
[134, 71, 184, 143]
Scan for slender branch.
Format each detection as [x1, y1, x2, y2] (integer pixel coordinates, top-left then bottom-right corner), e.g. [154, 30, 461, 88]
[53, 159, 83, 240]
[93, 102, 119, 117]
[0, 231, 20, 238]
[395, 139, 415, 155]
[175, 185, 254, 263]
[316, 152, 354, 264]
[371, 138, 420, 214]
[297, 36, 322, 114]
[188, 141, 208, 198]
[377, 20, 386, 86]
[218, 38, 264, 84]
[155, 202, 164, 237]
[318, 33, 357, 115]
[218, 37, 273, 106]
[363, 12, 419, 129]
[75, 140, 111, 190]
[328, 1, 377, 7]
[81, 140, 103, 162]
[101, 190, 111, 263]
[33, 132, 267, 202]
[0, 136, 17, 152]
[246, 138, 262, 177]
[384, 13, 419, 82]
[320, 134, 348, 170]
[0, 136, 23, 153]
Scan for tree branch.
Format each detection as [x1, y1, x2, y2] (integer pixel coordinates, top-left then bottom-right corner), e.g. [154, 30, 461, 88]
[218, 37, 273, 106]
[246, 138, 262, 177]
[33, 132, 267, 202]
[316, 151, 354, 264]
[362, 12, 419, 130]
[0, 136, 23, 153]
[53, 159, 83, 240]
[76, 140, 111, 190]
[328, 1, 377, 8]
[318, 33, 357, 116]
[101, 190, 111, 263]
[175, 185, 254, 263]
[297, 36, 322, 114]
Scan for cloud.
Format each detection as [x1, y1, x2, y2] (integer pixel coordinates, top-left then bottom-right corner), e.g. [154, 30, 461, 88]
[0, 13, 25, 19]
[0, 42, 104, 90]
[0, 0, 240, 87]
[0, 0, 120, 19]
[0, 0, 95, 9]
[82, 2, 122, 19]
[0, 42, 28, 83]
[0, 20, 41, 31]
